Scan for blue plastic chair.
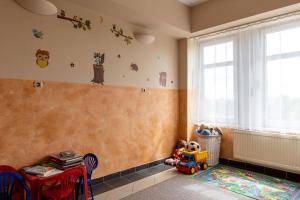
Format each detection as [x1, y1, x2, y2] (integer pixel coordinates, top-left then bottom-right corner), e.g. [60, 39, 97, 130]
[0, 171, 31, 200]
[77, 153, 98, 200]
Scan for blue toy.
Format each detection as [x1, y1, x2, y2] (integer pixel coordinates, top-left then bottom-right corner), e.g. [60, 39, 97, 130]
[195, 128, 211, 135]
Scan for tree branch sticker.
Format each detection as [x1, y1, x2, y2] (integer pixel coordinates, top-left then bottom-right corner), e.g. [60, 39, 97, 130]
[159, 72, 167, 87]
[57, 9, 91, 31]
[130, 63, 139, 72]
[35, 49, 50, 68]
[91, 52, 105, 85]
[111, 24, 133, 45]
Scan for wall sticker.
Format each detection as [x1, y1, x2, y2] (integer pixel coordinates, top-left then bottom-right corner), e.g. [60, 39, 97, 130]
[57, 9, 91, 31]
[130, 63, 139, 72]
[35, 49, 50, 68]
[32, 29, 44, 39]
[91, 52, 105, 85]
[111, 24, 133, 45]
[159, 72, 167, 87]
[99, 16, 104, 24]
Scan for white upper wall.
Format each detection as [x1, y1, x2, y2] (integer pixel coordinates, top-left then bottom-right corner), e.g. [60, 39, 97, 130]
[0, 0, 179, 89]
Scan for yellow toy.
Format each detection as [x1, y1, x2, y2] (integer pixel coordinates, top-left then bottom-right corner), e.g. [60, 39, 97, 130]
[176, 149, 208, 174]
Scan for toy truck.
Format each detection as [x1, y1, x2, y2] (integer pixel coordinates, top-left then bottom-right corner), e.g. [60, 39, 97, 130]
[176, 150, 208, 174]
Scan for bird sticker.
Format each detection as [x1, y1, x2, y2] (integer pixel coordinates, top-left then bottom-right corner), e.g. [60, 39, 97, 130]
[32, 29, 44, 39]
[130, 63, 139, 72]
[35, 49, 50, 68]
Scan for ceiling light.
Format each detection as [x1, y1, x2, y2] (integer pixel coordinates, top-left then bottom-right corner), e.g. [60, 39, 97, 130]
[15, 0, 57, 15]
[134, 33, 156, 44]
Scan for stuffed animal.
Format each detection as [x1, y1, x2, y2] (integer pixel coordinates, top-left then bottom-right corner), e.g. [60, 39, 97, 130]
[187, 141, 201, 151]
[165, 140, 187, 166]
[195, 124, 223, 136]
[176, 140, 187, 149]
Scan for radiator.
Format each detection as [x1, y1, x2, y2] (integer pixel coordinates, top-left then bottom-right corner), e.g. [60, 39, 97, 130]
[233, 129, 300, 172]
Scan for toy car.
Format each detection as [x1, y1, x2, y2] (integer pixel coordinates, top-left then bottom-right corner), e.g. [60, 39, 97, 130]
[176, 150, 208, 174]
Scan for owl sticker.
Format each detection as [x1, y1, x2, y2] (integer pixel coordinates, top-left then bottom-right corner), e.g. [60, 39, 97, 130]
[35, 49, 50, 68]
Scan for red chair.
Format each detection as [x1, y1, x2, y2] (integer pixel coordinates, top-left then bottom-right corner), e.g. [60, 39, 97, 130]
[0, 165, 16, 171]
[40, 167, 83, 200]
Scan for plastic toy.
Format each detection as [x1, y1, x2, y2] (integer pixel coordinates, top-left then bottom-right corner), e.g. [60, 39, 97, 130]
[176, 150, 208, 174]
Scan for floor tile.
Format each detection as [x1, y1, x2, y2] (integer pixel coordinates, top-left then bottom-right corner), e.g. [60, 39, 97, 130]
[123, 172, 148, 182]
[132, 175, 155, 193]
[136, 163, 149, 172]
[264, 167, 286, 179]
[228, 160, 246, 169]
[105, 183, 133, 200]
[245, 163, 265, 174]
[286, 172, 300, 183]
[105, 177, 131, 189]
[93, 182, 113, 195]
[120, 167, 136, 176]
[103, 172, 120, 182]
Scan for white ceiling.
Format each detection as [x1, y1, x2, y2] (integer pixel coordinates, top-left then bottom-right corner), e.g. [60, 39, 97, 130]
[177, 0, 208, 7]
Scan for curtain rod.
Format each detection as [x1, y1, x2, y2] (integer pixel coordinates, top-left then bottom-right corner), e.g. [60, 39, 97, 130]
[194, 9, 300, 40]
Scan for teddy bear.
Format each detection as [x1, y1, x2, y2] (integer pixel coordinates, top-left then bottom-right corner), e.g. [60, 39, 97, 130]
[165, 140, 187, 166]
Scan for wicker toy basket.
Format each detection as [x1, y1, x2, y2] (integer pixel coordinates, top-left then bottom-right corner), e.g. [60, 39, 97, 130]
[196, 134, 221, 166]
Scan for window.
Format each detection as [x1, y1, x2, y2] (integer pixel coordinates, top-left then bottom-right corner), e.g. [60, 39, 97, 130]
[265, 27, 300, 131]
[199, 41, 235, 126]
[194, 20, 300, 133]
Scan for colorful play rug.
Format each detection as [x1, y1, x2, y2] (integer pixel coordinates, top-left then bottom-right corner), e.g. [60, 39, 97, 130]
[193, 165, 300, 200]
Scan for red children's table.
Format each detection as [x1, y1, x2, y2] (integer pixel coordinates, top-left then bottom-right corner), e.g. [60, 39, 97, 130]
[21, 165, 89, 200]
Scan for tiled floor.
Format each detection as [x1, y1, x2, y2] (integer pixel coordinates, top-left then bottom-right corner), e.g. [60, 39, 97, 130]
[92, 164, 174, 196]
[93, 165, 253, 200]
[94, 165, 177, 200]
[89, 160, 300, 200]
[122, 174, 252, 200]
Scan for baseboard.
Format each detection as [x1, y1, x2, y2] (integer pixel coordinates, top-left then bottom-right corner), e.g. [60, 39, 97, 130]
[92, 157, 168, 185]
[219, 158, 300, 183]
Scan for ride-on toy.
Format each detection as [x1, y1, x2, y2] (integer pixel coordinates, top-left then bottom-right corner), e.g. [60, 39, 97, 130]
[176, 150, 208, 174]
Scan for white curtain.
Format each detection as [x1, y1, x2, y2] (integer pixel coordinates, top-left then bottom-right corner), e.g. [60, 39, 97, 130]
[190, 18, 300, 133]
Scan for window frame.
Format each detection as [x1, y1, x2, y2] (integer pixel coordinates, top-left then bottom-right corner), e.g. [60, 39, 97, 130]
[199, 37, 236, 126]
[264, 23, 300, 132]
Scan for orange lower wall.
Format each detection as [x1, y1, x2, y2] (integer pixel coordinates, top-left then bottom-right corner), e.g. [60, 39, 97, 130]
[178, 90, 187, 140]
[219, 128, 234, 160]
[0, 79, 179, 178]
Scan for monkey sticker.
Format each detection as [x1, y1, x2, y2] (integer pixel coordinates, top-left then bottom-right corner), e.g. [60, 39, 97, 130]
[35, 49, 50, 68]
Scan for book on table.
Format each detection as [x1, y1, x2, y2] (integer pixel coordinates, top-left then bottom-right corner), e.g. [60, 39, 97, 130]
[23, 165, 63, 177]
[49, 151, 83, 169]
[50, 151, 83, 163]
[50, 161, 83, 170]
